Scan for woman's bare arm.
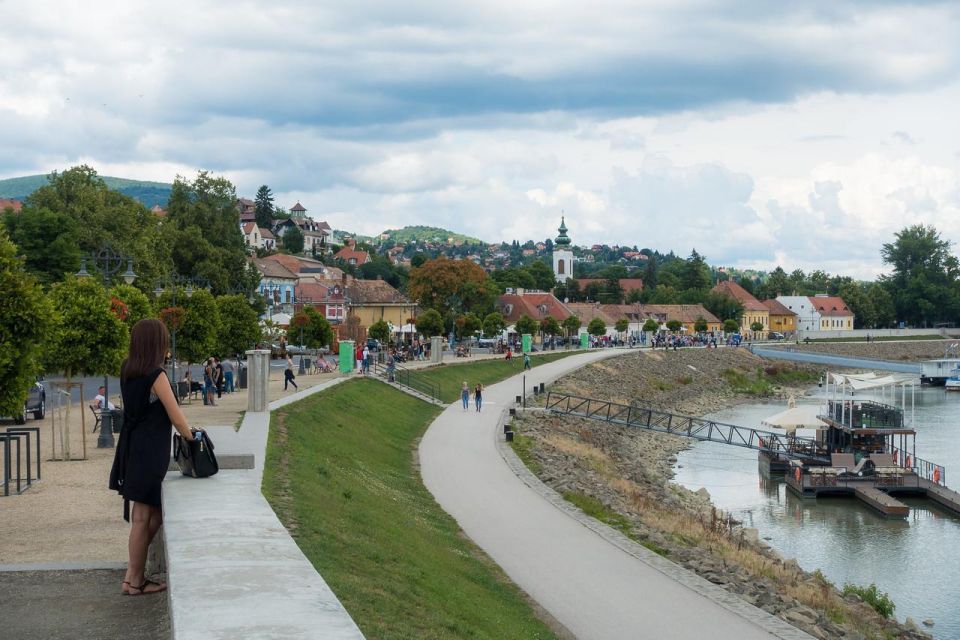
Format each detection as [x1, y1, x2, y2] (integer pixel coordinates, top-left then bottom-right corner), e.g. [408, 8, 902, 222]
[153, 376, 194, 440]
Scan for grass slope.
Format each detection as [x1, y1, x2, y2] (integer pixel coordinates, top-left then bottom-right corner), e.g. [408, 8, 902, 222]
[263, 379, 557, 640]
[379, 225, 485, 245]
[413, 350, 585, 403]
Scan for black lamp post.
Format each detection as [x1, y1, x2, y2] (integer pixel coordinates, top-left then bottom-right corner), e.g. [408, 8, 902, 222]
[76, 244, 137, 448]
[292, 291, 315, 374]
[153, 275, 210, 394]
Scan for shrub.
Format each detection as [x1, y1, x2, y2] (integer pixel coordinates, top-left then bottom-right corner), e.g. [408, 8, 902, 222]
[842, 582, 895, 619]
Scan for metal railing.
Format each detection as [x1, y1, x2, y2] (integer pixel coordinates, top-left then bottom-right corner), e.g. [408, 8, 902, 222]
[892, 445, 945, 486]
[824, 400, 904, 429]
[545, 392, 830, 463]
[372, 359, 443, 404]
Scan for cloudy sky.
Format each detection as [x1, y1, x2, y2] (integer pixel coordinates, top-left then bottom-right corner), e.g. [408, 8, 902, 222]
[3, 1, 960, 278]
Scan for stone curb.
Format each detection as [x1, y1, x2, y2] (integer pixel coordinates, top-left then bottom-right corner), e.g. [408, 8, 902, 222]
[496, 422, 815, 640]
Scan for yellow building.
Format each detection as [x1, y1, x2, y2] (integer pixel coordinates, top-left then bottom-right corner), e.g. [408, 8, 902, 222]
[712, 281, 769, 337]
[763, 298, 798, 336]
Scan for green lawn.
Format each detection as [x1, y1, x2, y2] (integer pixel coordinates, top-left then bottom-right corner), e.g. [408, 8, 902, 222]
[263, 379, 557, 640]
[413, 349, 586, 402]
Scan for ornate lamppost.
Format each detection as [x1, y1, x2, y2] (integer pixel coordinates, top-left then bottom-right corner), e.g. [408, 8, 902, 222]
[76, 244, 137, 448]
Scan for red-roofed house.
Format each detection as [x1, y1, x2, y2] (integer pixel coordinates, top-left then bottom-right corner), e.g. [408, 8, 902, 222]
[241, 222, 262, 250]
[809, 295, 854, 330]
[0, 198, 23, 213]
[712, 280, 769, 337]
[334, 239, 370, 266]
[498, 290, 572, 341]
[762, 298, 797, 335]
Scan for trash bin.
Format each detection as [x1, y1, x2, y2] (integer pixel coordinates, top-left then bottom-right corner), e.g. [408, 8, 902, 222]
[238, 364, 248, 389]
[303, 357, 311, 371]
[111, 409, 124, 433]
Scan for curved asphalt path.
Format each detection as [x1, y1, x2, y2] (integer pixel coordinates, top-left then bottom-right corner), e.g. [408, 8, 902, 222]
[420, 350, 806, 640]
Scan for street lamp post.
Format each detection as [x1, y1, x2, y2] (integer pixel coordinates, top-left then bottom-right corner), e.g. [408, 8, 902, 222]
[76, 244, 137, 448]
[153, 275, 210, 396]
[292, 292, 315, 375]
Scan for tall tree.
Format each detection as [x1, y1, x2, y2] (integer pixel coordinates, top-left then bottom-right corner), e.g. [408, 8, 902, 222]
[643, 256, 658, 290]
[527, 260, 557, 291]
[880, 224, 960, 326]
[515, 314, 538, 336]
[45, 278, 128, 379]
[254, 185, 275, 229]
[216, 294, 262, 357]
[868, 285, 896, 328]
[282, 225, 305, 254]
[680, 249, 711, 291]
[482, 311, 506, 338]
[562, 315, 582, 338]
[0, 230, 53, 417]
[408, 257, 494, 317]
[702, 291, 744, 322]
[3, 206, 81, 284]
[762, 267, 790, 300]
[838, 282, 876, 329]
[415, 309, 445, 337]
[176, 289, 220, 364]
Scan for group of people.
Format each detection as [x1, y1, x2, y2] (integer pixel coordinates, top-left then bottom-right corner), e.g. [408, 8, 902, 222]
[460, 381, 484, 412]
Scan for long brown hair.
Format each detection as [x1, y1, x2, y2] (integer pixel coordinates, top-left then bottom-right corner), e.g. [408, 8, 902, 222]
[122, 319, 170, 380]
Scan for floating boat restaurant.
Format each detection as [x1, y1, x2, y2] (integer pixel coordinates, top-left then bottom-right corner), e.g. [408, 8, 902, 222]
[761, 372, 960, 518]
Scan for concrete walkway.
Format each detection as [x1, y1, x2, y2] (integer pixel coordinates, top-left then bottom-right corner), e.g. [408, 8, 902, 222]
[419, 349, 811, 640]
[161, 377, 364, 640]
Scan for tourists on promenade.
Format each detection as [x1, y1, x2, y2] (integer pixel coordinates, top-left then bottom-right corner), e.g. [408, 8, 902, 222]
[203, 358, 216, 406]
[284, 354, 298, 391]
[523, 353, 531, 370]
[474, 383, 483, 412]
[461, 381, 470, 411]
[222, 357, 235, 393]
[362, 345, 370, 374]
[109, 319, 195, 596]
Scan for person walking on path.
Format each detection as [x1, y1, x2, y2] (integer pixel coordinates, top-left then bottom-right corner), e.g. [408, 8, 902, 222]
[203, 358, 217, 406]
[461, 381, 470, 411]
[222, 357, 235, 393]
[284, 355, 298, 391]
[214, 357, 225, 399]
[523, 353, 531, 370]
[474, 383, 483, 412]
[109, 319, 195, 596]
[362, 345, 370, 375]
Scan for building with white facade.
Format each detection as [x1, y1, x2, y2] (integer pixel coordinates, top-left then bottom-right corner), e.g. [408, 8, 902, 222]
[552, 217, 575, 283]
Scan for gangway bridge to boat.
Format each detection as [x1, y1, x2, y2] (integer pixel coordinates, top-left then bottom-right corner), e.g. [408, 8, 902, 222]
[543, 389, 960, 519]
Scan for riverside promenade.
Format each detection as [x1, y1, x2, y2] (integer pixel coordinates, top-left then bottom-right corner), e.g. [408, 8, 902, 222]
[419, 350, 812, 640]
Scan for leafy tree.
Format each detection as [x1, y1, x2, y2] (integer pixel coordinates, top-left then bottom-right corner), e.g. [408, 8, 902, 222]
[110, 283, 153, 329]
[515, 314, 538, 336]
[282, 225, 305, 254]
[642, 319, 659, 333]
[454, 313, 482, 340]
[750, 321, 764, 333]
[482, 311, 506, 338]
[723, 319, 740, 333]
[527, 260, 557, 291]
[602, 277, 624, 304]
[880, 224, 960, 326]
[760, 267, 790, 300]
[492, 267, 536, 291]
[408, 256, 494, 316]
[0, 230, 52, 417]
[694, 317, 708, 333]
[702, 291, 744, 322]
[297, 307, 334, 348]
[410, 253, 428, 268]
[838, 282, 875, 329]
[540, 316, 561, 338]
[562, 315, 582, 337]
[737, 277, 756, 296]
[3, 206, 81, 284]
[665, 319, 683, 333]
[648, 285, 680, 304]
[868, 285, 896, 328]
[176, 289, 220, 364]
[415, 309, 445, 337]
[368, 319, 391, 344]
[583, 282, 602, 302]
[216, 294, 261, 357]
[643, 256, 658, 290]
[254, 185, 275, 229]
[587, 317, 607, 337]
[615, 318, 629, 334]
[45, 277, 128, 379]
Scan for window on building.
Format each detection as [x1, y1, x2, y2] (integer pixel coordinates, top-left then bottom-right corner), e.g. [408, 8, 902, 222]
[557, 260, 564, 274]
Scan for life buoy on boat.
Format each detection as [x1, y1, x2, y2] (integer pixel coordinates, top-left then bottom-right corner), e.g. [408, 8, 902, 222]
[795, 467, 801, 484]
[906, 455, 912, 469]
[934, 467, 941, 484]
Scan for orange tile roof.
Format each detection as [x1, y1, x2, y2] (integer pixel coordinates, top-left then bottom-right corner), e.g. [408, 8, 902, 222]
[712, 280, 767, 312]
[499, 293, 572, 323]
[0, 198, 23, 213]
[762, 298, 796, 316]
[334, 246, 370, 265]
[809, 296, 853, 317]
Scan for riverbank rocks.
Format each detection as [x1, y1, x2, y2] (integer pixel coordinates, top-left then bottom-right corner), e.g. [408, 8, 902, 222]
[518, 348, 933, 640]
[765, 339, 954, 362]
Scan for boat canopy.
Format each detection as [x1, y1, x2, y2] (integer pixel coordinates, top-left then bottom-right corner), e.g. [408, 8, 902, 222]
[761, 405, 827, 434]
[827, 372, 915, 391]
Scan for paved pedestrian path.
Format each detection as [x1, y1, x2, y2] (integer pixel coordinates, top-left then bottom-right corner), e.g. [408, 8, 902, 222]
[419, 349, 812, 640]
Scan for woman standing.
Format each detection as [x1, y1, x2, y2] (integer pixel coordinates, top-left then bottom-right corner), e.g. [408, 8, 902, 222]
[203, 358, 216, 406]
[109, 319, 195, 596]
[461, 382, 470, 411]
[284, 354, 298, 391]
[474, 383, 483, 412]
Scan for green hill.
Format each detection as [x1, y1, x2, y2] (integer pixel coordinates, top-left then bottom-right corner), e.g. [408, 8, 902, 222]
[379, 225, 485, 245]
[0, 174, 172, 208]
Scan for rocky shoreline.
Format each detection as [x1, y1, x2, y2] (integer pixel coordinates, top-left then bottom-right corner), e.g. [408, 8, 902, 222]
[516, 347, 932, 640]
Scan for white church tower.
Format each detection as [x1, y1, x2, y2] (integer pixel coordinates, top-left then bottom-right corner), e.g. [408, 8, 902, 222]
[552, 216, 574, 283]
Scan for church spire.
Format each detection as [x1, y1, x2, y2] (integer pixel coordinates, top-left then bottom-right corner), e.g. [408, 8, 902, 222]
[555, 216, 571, 246]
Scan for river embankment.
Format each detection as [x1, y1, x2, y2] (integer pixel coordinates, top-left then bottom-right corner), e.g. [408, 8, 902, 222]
[765, 339, 956, 362]
[515, 347, 932, 640]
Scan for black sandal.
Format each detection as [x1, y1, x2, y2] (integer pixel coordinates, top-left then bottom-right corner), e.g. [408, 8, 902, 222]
[125, 579, 167, 596]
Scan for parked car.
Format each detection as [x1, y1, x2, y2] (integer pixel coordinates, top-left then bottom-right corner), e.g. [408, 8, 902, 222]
[770, 332, 785, 341]
[366, 338, 381, 351]
[2, 377, 46, 424]
[477, 337, 497, 348]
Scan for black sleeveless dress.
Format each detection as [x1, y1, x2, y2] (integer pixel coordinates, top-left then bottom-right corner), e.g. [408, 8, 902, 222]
[108, 367, 172, 521]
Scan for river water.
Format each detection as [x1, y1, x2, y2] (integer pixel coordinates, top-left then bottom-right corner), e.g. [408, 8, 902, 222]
[674, 386, 960, 639]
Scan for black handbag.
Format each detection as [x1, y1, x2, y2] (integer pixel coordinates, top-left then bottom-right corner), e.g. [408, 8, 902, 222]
[173, 429, 219, 478]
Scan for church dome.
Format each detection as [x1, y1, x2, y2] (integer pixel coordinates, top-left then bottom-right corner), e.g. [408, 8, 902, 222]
[555, 216, 571, 246]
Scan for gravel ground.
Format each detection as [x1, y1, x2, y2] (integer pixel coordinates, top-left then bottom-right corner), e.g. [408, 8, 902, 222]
[766, 339, 957, 362]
